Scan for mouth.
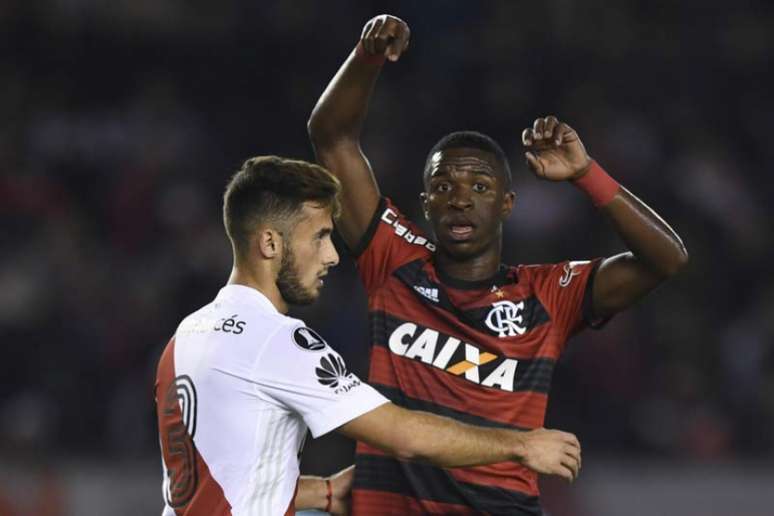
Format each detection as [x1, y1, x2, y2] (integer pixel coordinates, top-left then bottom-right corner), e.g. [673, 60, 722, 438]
[444, 220, 476, 242]
[450, 225, 474, 239]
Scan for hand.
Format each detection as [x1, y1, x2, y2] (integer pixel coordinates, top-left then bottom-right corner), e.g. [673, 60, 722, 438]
[326, 465, 355, 515]
[360, 15, 410, 62]
[514, 428, 582, 483]
[522, 115, 592, 181]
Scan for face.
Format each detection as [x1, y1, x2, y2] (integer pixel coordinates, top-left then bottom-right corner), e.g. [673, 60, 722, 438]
[421, 147, 514, 259]
[276, 202, 339, 305]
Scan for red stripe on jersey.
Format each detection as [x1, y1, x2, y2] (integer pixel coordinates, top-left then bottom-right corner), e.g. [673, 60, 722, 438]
[355, 442, 538, 496]
[448, 461, 538, 496]
[155, 337, 231, 515]
[368, 345, 548, 428]
[352, 488, 480, 516]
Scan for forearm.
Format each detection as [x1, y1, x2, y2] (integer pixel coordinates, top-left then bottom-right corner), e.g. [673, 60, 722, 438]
[308, 44, 383, 145]
[402, 411, 521, 468]
[577, 162, 688, 277]
[295, 476, 327, 511]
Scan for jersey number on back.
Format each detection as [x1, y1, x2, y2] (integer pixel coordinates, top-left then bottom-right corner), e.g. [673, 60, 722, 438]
[163, 375, 198, 508]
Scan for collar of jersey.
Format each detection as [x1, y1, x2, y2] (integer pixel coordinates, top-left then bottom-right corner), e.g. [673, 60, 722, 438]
[434, 263, 514, 290]
[215, 284, 280, 314]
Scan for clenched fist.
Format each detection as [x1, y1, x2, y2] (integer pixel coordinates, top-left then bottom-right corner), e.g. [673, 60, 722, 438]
[360, 14, 410, 62]
[522, 115, 592, 181]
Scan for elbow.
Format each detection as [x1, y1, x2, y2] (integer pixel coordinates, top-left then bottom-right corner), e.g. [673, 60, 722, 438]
[307, 111, 337, 146]
[307, 117, 338, 149]
[307, 112, 358, 149]
[390, 432, 424, 463]
[306, 115, 324, 143]
[661, 245, 690, 278]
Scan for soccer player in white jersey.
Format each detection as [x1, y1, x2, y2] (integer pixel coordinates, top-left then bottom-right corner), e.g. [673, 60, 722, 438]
[155, 156, 583, 515]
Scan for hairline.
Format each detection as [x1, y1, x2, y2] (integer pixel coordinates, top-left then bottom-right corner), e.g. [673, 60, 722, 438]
[423, 147, 510, 190]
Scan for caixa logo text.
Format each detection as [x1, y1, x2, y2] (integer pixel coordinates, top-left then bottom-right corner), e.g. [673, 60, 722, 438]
[388, 323, 518, 392]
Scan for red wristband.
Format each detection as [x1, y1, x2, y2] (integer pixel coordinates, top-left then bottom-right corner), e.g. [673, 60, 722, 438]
[355, 41, 386, 66]
[571, 160, 620, 207]
[324, 478, 332, 513]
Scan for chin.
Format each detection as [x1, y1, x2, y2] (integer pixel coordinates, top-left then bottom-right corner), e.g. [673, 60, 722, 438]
[439, 240, 484, 260]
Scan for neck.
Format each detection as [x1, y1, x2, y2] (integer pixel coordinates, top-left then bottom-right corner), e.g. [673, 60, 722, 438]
[434, 239, 503, 283]
[227, 264, 288, 314]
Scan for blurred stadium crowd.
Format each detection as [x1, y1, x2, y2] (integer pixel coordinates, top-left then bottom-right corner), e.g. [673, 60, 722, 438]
[2, 0, 773, 512]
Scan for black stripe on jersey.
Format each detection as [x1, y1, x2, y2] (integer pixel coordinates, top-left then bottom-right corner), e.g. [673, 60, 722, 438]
[353, 454, 542, 516]
[392, 259, 551, 336]
[347, 197, 388, 258]
[373, 383, 529, 431]
[370, 311, 556, 394]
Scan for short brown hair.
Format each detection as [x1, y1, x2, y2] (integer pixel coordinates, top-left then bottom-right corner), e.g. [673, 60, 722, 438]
[223, 156, 341, 257]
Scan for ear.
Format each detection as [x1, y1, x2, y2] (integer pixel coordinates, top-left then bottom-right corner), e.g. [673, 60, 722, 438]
[419, 192, 430, 220]
[255, 228, 283, 259]
[501, 191, 516, 220]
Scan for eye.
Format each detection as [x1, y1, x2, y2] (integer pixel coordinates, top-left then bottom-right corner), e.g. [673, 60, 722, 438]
[472, 182, 488, 193]
[434, 182, 451, 193]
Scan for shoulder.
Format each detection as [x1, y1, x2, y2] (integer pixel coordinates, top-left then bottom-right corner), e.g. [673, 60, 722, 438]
[262, 315, 331, 353]
[369, 197, 436, 253]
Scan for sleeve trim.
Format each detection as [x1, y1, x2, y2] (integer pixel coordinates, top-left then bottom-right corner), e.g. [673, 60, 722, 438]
[307, 388, 390, 438]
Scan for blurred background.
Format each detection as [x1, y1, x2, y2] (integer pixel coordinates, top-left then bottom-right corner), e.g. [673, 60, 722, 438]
[2, 1, 773, 514]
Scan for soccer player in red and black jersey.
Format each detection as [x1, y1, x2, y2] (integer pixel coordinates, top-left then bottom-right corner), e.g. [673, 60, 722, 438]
[308, 14, 689, 516]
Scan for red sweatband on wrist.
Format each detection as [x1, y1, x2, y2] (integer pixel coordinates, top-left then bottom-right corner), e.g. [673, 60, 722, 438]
[324, 479, 332, 513]
[355, 41, 386, 66]
[571, 160, 620, 207]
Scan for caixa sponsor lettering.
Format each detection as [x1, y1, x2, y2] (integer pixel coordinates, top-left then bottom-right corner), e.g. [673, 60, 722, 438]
[388, 322, 518, 392]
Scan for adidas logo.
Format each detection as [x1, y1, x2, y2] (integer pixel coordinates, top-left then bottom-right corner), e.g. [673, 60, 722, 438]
[413, 286, 439, 303]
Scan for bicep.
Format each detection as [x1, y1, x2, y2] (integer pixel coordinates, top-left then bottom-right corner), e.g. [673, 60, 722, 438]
[592, 252, 664, 318]
[337, 402, 414, 459]
[312, 139, 381, 250]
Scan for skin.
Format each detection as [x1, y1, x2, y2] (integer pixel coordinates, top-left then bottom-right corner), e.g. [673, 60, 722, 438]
[227, 201, 339, 314]
[421, 147, 515, 281]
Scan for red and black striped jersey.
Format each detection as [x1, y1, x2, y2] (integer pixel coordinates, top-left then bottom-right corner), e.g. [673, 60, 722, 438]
[350, 198, 605, 516]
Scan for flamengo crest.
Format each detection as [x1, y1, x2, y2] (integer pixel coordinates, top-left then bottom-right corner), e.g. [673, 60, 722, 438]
[484, 300, 526, 338]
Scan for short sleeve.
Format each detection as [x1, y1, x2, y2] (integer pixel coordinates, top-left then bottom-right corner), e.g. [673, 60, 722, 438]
[252, 323, 389, 438]
[350, 197, 436, 292]
[531, 258, 607, 338]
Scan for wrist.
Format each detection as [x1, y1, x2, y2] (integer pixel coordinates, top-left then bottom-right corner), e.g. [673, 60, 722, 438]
[354, 40, 386, 66]
[324, 477, 332, 513]
[510, 430, 528, 463]
[571, 160, 620, 207]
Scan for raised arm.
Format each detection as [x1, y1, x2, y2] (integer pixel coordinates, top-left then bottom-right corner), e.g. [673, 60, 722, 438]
[307, 15, 410, 249]
[338, 402, 581, 482]
[522, 115, 689, 319]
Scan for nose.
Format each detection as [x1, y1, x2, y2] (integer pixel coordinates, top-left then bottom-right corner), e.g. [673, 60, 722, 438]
[324, 240, 339, 268]
[448, 186, 473, 210]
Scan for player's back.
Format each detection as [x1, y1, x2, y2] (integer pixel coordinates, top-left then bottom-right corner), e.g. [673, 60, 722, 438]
[155, 285, 306, 516]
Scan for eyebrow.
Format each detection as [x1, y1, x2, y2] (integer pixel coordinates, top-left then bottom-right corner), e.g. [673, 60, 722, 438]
[315, 227, 333, 238]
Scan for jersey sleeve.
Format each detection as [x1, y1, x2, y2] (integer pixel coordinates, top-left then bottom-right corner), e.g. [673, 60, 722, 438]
[530, 258, 608, 341]
[251, 322, 389, 438]
[349, 197, 436, 292]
